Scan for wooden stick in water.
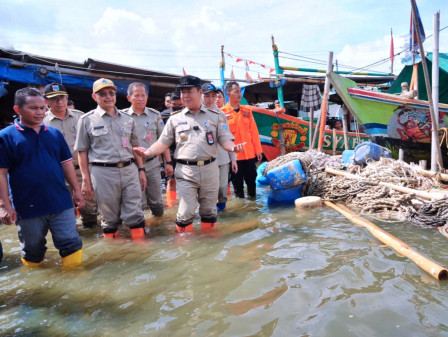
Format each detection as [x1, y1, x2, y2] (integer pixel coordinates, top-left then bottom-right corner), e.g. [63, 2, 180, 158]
[325, 201, 448, 280]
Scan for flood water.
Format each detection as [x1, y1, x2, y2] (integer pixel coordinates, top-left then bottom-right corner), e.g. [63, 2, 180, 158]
[1, 185, 448, 336]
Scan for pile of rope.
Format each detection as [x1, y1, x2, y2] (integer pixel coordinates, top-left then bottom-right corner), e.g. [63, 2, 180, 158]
[264, 151, 448, 228]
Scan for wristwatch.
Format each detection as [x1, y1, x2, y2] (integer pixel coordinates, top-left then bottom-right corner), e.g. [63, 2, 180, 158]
[138, 167, 146, 172]
[165, 161, 173, 165]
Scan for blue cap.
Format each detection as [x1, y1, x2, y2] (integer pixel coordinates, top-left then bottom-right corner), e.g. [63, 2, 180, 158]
[201, 83, 217, 94]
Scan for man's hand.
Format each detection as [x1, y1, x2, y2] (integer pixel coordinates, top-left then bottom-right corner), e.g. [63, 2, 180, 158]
[0, 204, 17, 225]
[256, 153, 263, 162]
[134, 147, 151, 157]
[73, 190, 85, 209]
[139, 171, 147, 192]
[81, 181, 94, 200]
[233, 142, 246, 153]
[231, 160, 238, 174]
[165, 164, 174, 176]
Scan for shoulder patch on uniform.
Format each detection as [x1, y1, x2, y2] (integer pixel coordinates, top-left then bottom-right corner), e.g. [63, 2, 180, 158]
[80, 110, 95, 118]
[178, 121, 188, 125]
[70, 109, 84, 115]
[147, 107, 161, 115]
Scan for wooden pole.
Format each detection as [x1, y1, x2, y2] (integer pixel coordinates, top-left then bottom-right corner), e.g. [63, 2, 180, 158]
[325, 167, 446, 200]
[271, 35, 284, 108]
[431, 11, 440, 172]
[317, 52, 333, 152]
[324, 201, 448, 280]
[309, 107, 314, 150]
[341, 106, 350, 150]
[332, 128, 337, 155]
[410, 0, 444, 171]
[311, 109, 322, 150]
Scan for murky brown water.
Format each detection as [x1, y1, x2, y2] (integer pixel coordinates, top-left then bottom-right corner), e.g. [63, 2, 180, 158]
[1, 185, 448, 336]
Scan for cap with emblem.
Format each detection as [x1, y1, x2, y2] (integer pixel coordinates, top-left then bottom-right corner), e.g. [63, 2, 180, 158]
[201, 83, 217, 94]
[177, 75, 202, 89]
[43, 83, 68, 98]
[93, 78, 117, 93]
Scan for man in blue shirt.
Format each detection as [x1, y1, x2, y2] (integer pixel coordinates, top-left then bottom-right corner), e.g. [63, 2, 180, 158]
[0, 88, 84, 268]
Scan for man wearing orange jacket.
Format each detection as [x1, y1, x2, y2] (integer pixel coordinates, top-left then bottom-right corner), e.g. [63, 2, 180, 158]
[221, 81, 263, 198]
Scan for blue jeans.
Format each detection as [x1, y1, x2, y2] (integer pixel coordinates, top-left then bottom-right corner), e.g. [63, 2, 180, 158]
[16, 208, 82, 263]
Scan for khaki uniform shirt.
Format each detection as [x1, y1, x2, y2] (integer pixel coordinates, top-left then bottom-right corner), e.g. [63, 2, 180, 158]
[74, 106, 139, 163]
[123, 106, 164, 170]
[43, 109, 84, 166]
[159, 105, 234, 161]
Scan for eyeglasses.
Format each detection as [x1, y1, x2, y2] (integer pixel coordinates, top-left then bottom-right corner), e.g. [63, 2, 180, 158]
[47, 96, 67, 102]
[97, 90, 116, 97]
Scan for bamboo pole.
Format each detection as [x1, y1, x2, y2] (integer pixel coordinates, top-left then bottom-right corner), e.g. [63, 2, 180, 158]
[410, 0, 444, 171]
[311, 109, 322, 150]
[341, 106, 350, 150]
[332, 128, 337, 155]
[325, 167, 446, 200]
[309, 107, 314, 150]
[431, 11, 440, 172]
[317, 52, 333, 152]
[324, 201, 448, 280]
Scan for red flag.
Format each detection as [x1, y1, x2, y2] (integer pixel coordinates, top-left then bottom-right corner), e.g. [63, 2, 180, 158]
[246, 72, 253, 83]
[227, 53, 232, 58]
[410, 1, 426, 52]
[249, 61, 256, 65]
[270, 68, 275, 73]
[236, 58, 243, 62]
[231, 68, 235, 80]
[183, 68, 187, 76]
[260, 64, 266, 68]
[390, 28, 394, 73]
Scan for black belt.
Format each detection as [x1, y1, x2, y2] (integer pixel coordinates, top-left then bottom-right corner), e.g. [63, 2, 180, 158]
[143, 156, 156, 163]
[91, 159, 134, 168]
[176, 158, 215, 166]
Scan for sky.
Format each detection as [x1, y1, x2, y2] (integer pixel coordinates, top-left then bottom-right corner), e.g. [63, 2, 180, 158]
[1, 0, 448, 86]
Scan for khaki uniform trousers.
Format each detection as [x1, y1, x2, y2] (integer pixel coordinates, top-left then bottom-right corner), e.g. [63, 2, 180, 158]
[141, 159, 164, 216]
[90, 163, 144, 231]
[218, 164, 230, 204]
[68, 169, 98, 225]
[175, 160, 219, 226]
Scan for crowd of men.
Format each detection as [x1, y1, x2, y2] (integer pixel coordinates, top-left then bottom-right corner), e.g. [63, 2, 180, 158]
[0, 75, 263, 268]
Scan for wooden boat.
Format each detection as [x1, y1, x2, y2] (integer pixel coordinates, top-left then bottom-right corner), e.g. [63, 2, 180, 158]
[328, 71, 448, 164]
[250, 106, 369, 161]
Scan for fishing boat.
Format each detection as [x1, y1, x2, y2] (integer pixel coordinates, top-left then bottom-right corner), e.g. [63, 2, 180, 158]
[250, 106, 369, 161]
[328, 71, 448, 164]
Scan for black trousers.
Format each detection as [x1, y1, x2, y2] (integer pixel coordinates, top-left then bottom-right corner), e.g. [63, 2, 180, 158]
[231, 158, 257, 198]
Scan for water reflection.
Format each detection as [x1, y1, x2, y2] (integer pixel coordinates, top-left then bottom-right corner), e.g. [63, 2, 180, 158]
[1, 185, 448, 336]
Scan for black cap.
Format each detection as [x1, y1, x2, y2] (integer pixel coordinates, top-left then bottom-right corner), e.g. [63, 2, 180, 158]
[43, 83, 67, 98]
[170, 91, 181, 100]
[201, 83, 217, 94]
[177, 75, 202, 89]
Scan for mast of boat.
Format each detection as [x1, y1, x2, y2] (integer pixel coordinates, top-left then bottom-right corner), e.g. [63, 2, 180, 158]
[410, 0, 444, 171]
[431, 11, 440, 172]
[271, 35, 284, 108]
[317, 52, 334, 152]
[220, 45, 227, 102]
[271, 35, 286, 155]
